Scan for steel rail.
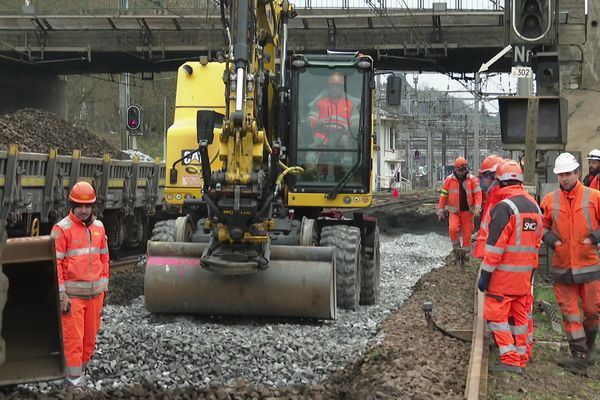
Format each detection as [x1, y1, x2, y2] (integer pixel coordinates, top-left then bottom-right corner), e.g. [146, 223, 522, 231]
[465, 282, 488, 399]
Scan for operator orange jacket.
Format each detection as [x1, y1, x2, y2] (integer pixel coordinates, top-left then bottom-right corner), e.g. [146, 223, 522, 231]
[51, 212, 110, 298]
[541, 181, 600, 283]
[473, 181, 501, 258]
[481, 185, 543, 296]
[438, 173, 482, 213]
[308, 96, 355, 144]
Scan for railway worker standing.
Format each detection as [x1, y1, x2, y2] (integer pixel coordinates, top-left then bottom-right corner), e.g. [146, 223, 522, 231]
[478, 160, 543, 373]
[437, 157, 483, 254]
[51, 182, 109, 391]
[583, 149, 600, 191]
[541, 152, 600, 375]
[473, 155, 504, 259]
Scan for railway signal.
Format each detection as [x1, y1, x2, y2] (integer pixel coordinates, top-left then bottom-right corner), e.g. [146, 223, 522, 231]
[126, 105, 141, 132]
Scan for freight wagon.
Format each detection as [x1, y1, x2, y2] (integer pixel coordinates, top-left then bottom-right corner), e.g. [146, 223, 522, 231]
[0, 144, 166, 253]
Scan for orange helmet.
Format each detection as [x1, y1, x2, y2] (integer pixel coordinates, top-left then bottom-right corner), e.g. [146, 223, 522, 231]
[328, 72, 345, 85]
[454, 157, 468, 169]
[69, 181, 97, 204]
[496, 160, 524, 183]
[479, 155, 503, 175]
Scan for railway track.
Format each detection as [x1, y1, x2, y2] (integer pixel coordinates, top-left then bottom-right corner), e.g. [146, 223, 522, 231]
[110, 254, 144, 273]
[465, 286, 488, 399]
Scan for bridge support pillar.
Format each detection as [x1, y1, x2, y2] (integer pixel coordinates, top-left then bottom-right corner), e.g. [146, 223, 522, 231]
[0, 71, 66, 119]
[582, 0, 600, 90]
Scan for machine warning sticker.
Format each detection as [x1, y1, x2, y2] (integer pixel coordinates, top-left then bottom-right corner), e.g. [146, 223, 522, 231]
[182, 175, 201, 186]
[182, 150, 201, 165]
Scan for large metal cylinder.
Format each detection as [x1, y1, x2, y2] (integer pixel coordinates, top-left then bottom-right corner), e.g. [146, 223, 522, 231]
[145, 242, 336, 320]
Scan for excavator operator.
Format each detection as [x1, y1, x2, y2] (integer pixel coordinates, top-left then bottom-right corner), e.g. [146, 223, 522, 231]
[304, 71, 359, 180]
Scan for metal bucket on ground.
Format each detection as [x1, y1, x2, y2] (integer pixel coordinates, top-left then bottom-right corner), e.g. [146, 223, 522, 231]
[0, 236, 65, 385]
[145, 241, 336, 320]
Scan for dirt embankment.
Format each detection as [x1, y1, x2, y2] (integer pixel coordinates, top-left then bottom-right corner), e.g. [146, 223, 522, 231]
[0, 109, 128, 160]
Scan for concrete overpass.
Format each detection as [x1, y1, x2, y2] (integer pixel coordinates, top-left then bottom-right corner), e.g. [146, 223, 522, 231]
[0, 0, 592, 115]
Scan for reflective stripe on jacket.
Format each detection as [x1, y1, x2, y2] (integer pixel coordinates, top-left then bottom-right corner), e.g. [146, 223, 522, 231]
[307, 94, 358, 144]
[438, 173, 482, 214]
[540, 181, 600, 283]
[481, 185, 543, 296]
[474, 181, 501, 258]
[51, 212, 110, 298]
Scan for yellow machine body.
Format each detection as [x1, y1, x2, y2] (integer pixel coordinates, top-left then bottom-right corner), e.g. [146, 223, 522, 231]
[163, 62, 225, 207]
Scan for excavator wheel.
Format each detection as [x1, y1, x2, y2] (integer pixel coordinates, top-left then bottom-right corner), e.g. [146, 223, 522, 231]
[150, 219, 176, 242]
[360, 225, 380, 305]
[320, 225, 361, 310]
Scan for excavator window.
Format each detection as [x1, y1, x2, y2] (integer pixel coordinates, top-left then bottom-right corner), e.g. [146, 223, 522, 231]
[289, 66, 369, 191]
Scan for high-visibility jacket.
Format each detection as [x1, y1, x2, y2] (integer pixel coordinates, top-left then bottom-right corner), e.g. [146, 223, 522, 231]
[438, 173, 482, 214]
[307, 94, 358, 144]
[584, 174, 600, 191]
[541, 181, 600, 283]
[481, 185, 543, 296]
[51, 212, 109, 298]
[474, 181, 501, 258]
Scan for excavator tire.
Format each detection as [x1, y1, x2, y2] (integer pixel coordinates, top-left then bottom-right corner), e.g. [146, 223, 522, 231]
[320, 225, 361, 310]
[360, 225, 380, 305]
[150, 219, 176, 242]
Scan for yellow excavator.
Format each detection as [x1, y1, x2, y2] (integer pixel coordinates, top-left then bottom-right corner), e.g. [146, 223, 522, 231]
[145, 0, 380, 319]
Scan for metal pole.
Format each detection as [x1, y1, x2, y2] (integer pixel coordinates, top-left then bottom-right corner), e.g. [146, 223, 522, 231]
[473, 73, 480, 169]
[119, 73, 128, 150]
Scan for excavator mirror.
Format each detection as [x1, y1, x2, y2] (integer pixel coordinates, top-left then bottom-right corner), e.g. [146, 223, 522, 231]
[196, 110, 223, 144]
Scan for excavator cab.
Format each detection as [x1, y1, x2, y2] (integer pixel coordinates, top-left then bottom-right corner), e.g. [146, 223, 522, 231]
[286, 53, 374, 207]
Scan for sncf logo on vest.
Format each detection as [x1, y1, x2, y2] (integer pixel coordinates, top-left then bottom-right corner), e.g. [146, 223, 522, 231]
[523, 218, 537, 231]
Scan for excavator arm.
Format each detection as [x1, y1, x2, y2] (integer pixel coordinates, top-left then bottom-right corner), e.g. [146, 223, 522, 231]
[195, 0, 299, 274]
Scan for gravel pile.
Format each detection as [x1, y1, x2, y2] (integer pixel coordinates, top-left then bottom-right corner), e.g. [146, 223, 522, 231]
[5, 232, 451, 398]
[0, 109, 128, 160]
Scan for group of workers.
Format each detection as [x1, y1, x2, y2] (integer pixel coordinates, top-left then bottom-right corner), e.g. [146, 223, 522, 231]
[438, 149, 600, 376]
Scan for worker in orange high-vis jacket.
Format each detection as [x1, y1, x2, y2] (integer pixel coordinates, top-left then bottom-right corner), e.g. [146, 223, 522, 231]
[541, 152, 600, 376]
[583, 149, 600, 191]
[473, 155, 504, 259]
[478, 160, 543, 374]
[51, 181, 109, 391]
[438, 157, 483, 253]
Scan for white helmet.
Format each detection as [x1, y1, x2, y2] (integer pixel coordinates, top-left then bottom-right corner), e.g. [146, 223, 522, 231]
[553, 152, 580, 174]
[587, 149, 600, 161]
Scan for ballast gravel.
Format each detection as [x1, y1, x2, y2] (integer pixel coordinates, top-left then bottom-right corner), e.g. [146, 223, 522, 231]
[6, 232, 452, 398]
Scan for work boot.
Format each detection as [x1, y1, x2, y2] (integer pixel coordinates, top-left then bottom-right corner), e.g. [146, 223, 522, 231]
[490, 362, 523, 374]
[585, 327, 598, 366]
[557, 351, 588, 376]
[65, 375, 85, 393]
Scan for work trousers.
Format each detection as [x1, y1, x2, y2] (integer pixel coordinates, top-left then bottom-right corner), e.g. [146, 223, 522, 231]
[448, 211, 474, 249]
[61, 292, 105, 378]
[554, 280, 600, 354]
[485, 293, 529, 368]
[509, 286, 535, 359]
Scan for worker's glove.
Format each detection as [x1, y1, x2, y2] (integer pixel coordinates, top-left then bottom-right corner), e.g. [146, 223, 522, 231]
[473, 206, 482, 218]
[477, 271, 492, 292]
[59, 292, 71, 315]
[437, 209, 445, 221]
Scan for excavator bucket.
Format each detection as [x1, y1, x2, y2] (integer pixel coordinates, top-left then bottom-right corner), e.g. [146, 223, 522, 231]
[0, 236, 65, 385]
[145, 241, 336, 319]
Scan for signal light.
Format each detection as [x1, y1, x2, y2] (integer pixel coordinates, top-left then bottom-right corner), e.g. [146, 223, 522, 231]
[126, 105, 141, 131]
[509, 0, 555, 45]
